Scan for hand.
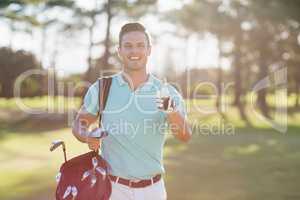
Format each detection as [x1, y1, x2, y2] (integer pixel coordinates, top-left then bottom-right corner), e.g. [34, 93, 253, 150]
[88, 127, 109, 138]
[85, 128, 108, 151]
[156, 96, 176, 113]
[86, 137, 100, 151]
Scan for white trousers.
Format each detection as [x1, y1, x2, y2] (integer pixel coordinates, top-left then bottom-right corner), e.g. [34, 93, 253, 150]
[109, 179, 167, 200]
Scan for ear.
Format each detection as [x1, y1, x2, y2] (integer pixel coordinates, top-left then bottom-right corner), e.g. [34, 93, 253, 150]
[117, 46, 121, 58]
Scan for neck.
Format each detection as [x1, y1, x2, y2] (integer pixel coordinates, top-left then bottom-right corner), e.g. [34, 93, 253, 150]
[122, 68, 148, 90]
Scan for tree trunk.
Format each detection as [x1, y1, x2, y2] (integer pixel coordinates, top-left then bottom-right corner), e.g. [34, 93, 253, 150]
[9, 20, 15, 49]
[256, 53, 270, 118]
[104, 0, 112, 61]
[233, 64, 242, 106]
[84, 13, 96, 82]
[101, 0, 112, 76]
[41, 26, 46, 68]
[232, 33, 250, 124]
[2, 80, 14, 98]
[216, 38, 223, 112]
[233, 34, 242, 107]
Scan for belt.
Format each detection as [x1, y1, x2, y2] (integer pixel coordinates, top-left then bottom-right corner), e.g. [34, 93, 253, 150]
[108, 174, 161, 188]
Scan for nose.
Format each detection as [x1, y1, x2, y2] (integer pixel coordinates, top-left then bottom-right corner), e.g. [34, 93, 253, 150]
[129, 47, 140, 55]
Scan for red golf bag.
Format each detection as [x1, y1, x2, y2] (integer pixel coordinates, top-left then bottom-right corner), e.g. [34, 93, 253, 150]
[51, 77, 113, 200]
[55, 151, 112, 200]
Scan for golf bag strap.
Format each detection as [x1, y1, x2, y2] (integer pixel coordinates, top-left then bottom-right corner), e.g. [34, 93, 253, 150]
[98, 77, 112, 126]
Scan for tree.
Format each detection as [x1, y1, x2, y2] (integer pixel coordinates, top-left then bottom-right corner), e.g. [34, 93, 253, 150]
[69, 0, 157, 83]
[0, 47, 40, 98]
[164, 0, 252, 121]
[243, 0, 300, 117]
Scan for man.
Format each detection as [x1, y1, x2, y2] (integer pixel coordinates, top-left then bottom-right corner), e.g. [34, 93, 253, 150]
[72, 22, 192, 200]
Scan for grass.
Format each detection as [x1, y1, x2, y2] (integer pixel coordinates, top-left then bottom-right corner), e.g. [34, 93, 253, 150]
[165, 133, 300, 200]
[0, 96, 81, 111]
[0, 127, 95, 200]
[0, 97, 300, 200]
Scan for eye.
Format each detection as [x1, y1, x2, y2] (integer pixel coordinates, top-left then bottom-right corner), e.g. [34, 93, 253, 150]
[123, 43, 132, 49]
[137, 43, 145, 48]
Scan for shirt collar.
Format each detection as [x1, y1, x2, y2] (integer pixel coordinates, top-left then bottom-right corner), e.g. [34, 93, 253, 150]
[116, 72, 127, 86]
[116, 72, 155, 91]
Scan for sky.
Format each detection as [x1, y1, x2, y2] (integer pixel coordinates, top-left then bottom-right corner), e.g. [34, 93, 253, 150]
[0, 0, 226, 77]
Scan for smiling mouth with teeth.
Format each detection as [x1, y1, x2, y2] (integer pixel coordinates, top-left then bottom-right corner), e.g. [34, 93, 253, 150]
[128, 56, 141, 61]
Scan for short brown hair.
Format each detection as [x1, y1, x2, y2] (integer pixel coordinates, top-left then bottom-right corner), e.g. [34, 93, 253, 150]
[119, 22, 151, 47]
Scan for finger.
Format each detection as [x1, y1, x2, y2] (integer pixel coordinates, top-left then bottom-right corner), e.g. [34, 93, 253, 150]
[156, 103, 164, 110]
[90, 141, 100, 147]
[93, 146, 99, 151]
[89, 144, 99, 151]
[88, 144, 94, 151]
[87, 138, 99, 147]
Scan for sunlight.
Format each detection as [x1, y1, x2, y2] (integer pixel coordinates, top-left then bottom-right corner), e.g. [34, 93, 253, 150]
[0, 0, 223, 76]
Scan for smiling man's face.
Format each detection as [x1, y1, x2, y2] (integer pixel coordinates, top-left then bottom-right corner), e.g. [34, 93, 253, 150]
[118, 31, 151, 72]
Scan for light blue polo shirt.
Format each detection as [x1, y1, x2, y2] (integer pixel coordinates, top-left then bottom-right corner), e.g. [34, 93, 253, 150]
[83, 72, 187, 180]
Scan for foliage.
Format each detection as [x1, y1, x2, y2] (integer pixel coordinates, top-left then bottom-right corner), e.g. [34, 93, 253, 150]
[0, 47, 41, 98]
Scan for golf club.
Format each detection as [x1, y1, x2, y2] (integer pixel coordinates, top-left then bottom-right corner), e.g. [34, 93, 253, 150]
[50, 140, 67, 162]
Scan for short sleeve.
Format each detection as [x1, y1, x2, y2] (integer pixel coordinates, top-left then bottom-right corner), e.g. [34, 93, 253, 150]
[168, 85, 187, 118]
[83, 81, 99, 116]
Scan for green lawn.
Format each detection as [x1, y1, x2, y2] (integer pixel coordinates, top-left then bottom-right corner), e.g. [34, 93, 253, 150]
[0, 128, 88, 200]
[0, 96, 81, 111]
[165, 126, 300, 200]
[0, 97, 299, 200]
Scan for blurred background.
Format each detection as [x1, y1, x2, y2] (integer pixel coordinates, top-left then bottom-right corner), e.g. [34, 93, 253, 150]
[0, 0, 300, 200]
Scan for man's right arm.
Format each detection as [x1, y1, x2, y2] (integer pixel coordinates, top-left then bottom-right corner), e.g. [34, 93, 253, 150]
[72, 106, 97, 142]
[72, 107, 102, 150]
[73, 81, 102, 150]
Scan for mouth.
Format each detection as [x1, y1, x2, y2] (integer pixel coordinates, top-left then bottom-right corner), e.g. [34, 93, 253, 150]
[128, 56, 142, 61]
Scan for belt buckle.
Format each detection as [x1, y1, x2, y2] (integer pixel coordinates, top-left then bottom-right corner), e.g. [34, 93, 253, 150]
[150, 177, 154, 185]
[128, 180, 133, 188]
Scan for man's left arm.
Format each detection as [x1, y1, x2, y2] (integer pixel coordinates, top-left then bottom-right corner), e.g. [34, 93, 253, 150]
[167, 110, 192, 143]
[166, 87, 192, 143]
